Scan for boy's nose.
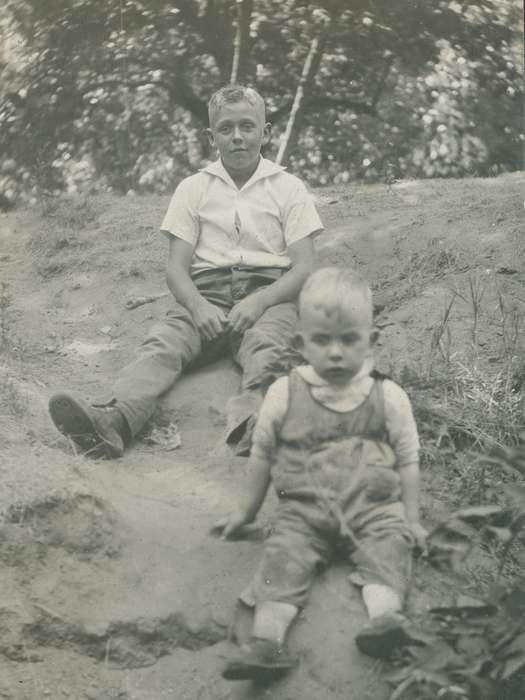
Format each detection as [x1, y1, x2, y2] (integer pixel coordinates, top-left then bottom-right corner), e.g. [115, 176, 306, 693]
[232, 126, 243, 142]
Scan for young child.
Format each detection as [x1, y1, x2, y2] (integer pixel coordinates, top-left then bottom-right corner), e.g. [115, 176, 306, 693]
[216, 266, 427, 680]
[48, 85, 322, 458]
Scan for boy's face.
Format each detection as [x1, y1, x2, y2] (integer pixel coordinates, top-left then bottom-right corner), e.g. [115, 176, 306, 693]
[207, 100, 271, 182]
[297, 304, 377, 386]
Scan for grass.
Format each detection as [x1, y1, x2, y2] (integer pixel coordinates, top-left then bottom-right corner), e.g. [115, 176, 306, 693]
[0, 283, 29, 426]
[27, 194, 101, 278]
[401, 271, 525, 520]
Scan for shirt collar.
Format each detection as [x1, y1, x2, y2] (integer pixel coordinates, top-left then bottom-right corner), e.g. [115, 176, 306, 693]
[199, 156, 286, 189]
[297, 357, 375, 387]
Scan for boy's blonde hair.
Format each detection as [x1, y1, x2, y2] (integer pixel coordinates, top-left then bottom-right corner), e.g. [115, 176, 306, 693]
[299, 267, 373, 325]
[208, 85, 266, 127]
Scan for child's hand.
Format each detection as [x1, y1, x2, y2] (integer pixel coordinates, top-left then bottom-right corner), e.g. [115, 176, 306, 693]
[211, 510, 254, 540]
[228, 294, 267, 334]
[409, 522, 428, 555]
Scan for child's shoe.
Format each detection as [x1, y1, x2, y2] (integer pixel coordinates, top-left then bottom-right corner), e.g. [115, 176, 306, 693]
[222, 637, 297, 681]
[355, 612, 424, 659]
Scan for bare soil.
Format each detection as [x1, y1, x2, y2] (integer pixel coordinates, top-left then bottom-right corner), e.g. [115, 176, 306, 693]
[0, 173, 524, 700]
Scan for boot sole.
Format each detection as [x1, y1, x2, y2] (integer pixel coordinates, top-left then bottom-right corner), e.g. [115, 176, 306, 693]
[222, 658, 295, 681]
[48, 393, 123, 458]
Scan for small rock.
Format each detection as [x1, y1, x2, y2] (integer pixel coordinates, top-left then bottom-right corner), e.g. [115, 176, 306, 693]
[99, 325, 112, 335]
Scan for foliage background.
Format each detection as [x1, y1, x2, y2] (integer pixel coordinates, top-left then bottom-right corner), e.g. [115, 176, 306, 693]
[0, 0, 523, 207]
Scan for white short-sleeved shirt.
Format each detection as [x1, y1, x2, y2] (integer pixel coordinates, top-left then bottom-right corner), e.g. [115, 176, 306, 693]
[252, 361, 420, 468]
[160, 157, 323, 274]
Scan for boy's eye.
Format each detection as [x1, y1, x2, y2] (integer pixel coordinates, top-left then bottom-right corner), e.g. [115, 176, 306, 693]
[311, 334, 330, 346]
[341, 333, 360, 345]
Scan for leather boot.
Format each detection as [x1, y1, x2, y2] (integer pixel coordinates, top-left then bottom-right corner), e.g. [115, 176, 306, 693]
[49, 393, 126, 458]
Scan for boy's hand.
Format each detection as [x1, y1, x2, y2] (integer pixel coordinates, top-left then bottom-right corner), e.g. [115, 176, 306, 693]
[190, 299, 228, 341]
[228, 294, 267, 334]
[211, 510, 254, 540]
[409, 522, 428, 554]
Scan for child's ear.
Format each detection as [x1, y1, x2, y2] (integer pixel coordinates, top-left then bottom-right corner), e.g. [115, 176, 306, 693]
[370, 328, 380, 346]
[293, 332, 304, 351]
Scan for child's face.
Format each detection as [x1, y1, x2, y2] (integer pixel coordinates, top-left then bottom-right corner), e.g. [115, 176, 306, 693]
[297, 304, 377, 386]
[207, 100, 271, 182]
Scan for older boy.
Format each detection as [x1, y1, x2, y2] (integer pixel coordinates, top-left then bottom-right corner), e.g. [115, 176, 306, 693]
[48, 85, 322, 457]
[216, 267, 427, 681]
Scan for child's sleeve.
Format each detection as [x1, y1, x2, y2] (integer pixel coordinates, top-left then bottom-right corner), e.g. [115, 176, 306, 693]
[382, 380, 420, 468]
[250, 376, 290, 461]
[282, 180, 324, 246]
[159, 175, 202, 246]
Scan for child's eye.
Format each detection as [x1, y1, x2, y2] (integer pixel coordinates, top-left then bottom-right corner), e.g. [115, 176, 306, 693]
[341, 334, 359, 345]
[312, 335, 330, 346]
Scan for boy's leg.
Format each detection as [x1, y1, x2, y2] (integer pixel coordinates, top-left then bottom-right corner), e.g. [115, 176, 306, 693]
[49, 302, 226, 456]
[227, 301, 298, 451]
[109, 304, 206, 436]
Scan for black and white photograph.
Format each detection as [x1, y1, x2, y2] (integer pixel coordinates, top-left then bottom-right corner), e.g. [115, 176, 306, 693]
[1, 1, 524, 698]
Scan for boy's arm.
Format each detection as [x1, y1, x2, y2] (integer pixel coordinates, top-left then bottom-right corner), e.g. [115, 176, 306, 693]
[398, 462, 427, 550]
[218, 453, 273, 539]
[166, 237, 227, 341]
[228, 236, 315, 334]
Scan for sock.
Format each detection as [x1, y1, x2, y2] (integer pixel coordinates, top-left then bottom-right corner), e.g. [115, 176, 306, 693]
[252, 601, 298, 645]
[362, 584, 402, 619]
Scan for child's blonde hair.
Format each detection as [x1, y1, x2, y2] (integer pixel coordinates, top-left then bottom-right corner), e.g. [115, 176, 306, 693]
[299, 267, 373, 325]
[208, 85, 266, 127]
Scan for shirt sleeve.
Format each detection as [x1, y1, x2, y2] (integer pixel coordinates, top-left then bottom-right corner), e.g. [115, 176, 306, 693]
[250, 376, 290, 461]
[159, 175, 202, 246]
[281, 179, 324, 247]
[383, 380, 420, 468]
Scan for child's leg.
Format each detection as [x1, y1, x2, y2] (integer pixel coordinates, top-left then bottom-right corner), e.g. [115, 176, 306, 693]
[362, 583, 402, 619]
[222, 502, 331, 680]
[252, 600, 299, 645]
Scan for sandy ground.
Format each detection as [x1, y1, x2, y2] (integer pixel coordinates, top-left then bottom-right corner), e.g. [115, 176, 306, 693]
[0, 173, 524, 699]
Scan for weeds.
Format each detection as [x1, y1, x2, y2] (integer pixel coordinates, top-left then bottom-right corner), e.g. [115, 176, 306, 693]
[388, 446, 525, 700]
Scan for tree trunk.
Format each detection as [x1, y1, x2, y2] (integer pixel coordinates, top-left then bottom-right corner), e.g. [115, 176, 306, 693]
[275, 32, 326, 165]
[230, 0, 253, 84]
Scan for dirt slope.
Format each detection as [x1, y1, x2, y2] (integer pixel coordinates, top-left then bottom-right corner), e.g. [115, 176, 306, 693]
[0, 173, 524, 700]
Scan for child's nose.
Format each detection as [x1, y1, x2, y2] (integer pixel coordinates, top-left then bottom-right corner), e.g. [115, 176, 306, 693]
[232, 126, 243, 142]
[328, 342, 343, 358]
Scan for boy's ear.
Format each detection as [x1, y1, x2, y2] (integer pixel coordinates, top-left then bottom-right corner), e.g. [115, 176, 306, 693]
[262, 122, 272, 145]
[205, 127, 215, 148]
[370, 328, 380, 346]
